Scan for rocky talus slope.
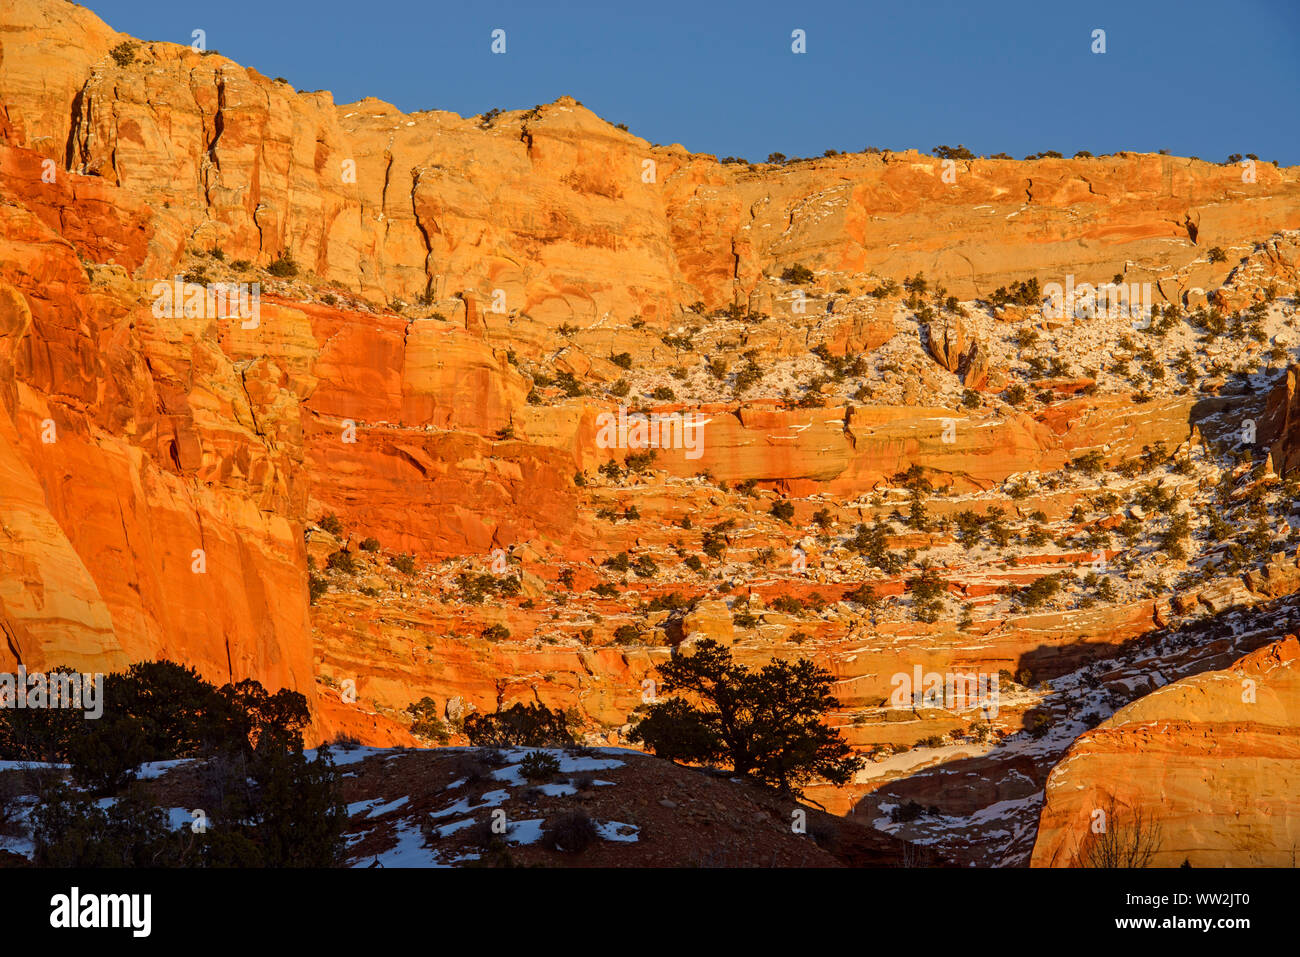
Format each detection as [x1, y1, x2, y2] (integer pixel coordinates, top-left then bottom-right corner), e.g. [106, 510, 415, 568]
[2, 0, 1300, 865]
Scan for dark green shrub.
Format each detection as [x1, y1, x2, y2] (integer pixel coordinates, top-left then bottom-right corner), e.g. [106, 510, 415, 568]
[405, 697, 450, 743]
[33, 782, 185, 867]
[781, 264, 815, 284]
[66, 716, 150, 795]
[266, 250, 299, 277]
[326, 549, 355, 574]
[630, 639, 861, 795]
[520, 750, 561, 781]
[626, 450, 657, 472]
[613, 624, 643, 644]
[109, 42, 138, 67]
[543, 810, 598, 853]
[463, 703, 573, 748]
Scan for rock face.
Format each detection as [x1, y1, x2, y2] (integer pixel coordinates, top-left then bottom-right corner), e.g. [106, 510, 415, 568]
[0, 180, 315, 696]
[923, 316, 990, 389]
[926, 318, 971, 374]
[3, 0, 1300, 858]
[6, 1, 1300, 314]
[1031, 637, 1300, 867]
[1260, 363, 1300, 477]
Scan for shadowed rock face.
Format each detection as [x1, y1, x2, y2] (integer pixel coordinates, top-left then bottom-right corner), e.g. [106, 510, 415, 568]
[2, 0, 1300, 865]
[1260, 363, 1300, 476]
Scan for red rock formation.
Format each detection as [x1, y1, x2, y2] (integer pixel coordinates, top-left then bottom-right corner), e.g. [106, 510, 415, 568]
[1, 0, 1298, 827]
[1261, 363, 1300, 476]
[1031, 637, 1300, 867]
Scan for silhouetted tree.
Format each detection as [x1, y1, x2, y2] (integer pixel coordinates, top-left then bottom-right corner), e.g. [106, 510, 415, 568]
[630, 639, 862, 795]
[463, 702, 573, 748]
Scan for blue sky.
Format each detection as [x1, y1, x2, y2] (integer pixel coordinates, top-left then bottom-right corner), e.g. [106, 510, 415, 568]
[87, 0, 1300, 165]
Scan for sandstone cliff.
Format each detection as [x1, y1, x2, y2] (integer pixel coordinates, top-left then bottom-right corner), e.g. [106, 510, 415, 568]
[2, 0, 1300, 865]
[1031, 636, 1300, 867]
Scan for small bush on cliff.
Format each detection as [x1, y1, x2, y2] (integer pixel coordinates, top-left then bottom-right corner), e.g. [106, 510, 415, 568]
[455, 571, 520, 603]
[933, 144, 974, 160]
[626, 450, 657, 472]
[846, 520, 904, 574]
[613, 624, 644, 644]
[907, 562, 947, 623]
[733, 360, 764, 394]
[390, 553, 417, 575]
[326, 549, 356, 574]
[1015, 573, 1064, 609]
[844, 583, 881, 610]
[889, 800, 927, 823]
[405, 697, 450, 744]
[266, 250, 299, 278]
[464, 703, 574, 748]
[629, 638, 863, 796]
[554, 371, 585, 397]
[318, 513, 343, 536]
[1070, 450, 1106, 476]
[1207, 247, 1227, 264]
[771, 500, 795, 524]
[647, 591, 692, 612]
[109, 42, 138, 67]
[781, 263, 815, 284]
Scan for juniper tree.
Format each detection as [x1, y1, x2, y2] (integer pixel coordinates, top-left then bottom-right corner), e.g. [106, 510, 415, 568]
[630, 639, 862, 795]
